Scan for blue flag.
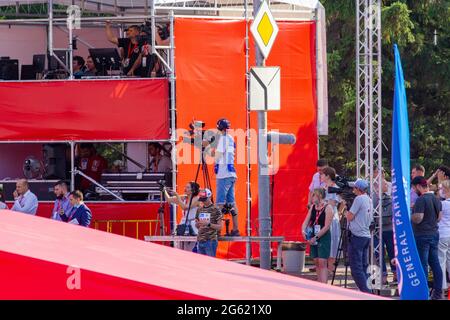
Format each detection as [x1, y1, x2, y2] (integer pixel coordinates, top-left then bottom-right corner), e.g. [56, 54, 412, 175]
[391, 44, 429, 300]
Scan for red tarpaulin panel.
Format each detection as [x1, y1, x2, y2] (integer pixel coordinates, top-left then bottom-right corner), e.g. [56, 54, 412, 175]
[0, 211, 381, 300]
[175, 18, 318, 259]
[0, 79, 169, 141]
[250, 21, 318, 251]
[174, 18, 248, 259]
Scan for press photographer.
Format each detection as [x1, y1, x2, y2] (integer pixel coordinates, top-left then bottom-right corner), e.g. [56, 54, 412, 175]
[345, 179, 373, 293]
[320, 166, 342, 273]
[136, 21, 164, 78]
[195, 189, 222, 257]
[164, 181, 200, 252]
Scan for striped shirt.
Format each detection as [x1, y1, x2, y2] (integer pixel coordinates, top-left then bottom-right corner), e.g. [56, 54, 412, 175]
[196, 204, 222, 242]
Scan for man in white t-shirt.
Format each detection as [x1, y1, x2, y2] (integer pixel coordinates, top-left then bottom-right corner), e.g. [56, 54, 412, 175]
[213, 118, 239, 236]
[308, 159, 328, 208]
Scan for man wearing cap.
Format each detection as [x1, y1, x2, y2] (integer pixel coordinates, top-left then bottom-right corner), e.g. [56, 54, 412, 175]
[105, 21, 142, 76]
[212, 118, 240, 236]
[195, 188, 222, 257]
[412, 176, 443, 300]
[345, 179, 373, 293]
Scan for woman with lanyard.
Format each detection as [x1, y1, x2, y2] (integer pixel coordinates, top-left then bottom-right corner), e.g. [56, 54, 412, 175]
[320, 166, 343, 275]
[164, 182, 200, 252]
[302, 188, 334, 283]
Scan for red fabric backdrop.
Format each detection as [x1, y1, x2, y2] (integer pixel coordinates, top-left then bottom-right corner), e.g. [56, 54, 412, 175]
[175, 18, 317, 259]
[0, 79, 169, 141]
[249, 22, 318, 254]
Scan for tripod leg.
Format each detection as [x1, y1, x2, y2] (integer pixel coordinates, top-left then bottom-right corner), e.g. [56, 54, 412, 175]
[331, 229, 344, 285]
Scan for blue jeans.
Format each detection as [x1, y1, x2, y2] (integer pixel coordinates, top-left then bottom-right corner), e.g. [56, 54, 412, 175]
[216, 177, 236, 205]
[198, 240, 218, 257]
[415, 233, 443, 294]
[374, 230, 396, 276]
[348, 234, 371, 293]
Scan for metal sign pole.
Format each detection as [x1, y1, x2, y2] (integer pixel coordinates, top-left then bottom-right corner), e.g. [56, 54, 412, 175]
[253, 0, 271, 270]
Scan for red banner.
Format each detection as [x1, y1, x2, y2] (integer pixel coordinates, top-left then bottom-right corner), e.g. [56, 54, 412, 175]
[0, 79, 169, 141]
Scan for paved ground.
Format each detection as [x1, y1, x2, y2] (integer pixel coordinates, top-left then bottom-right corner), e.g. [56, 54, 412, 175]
[237, 258, 449, 299]
[284, 262, 449, 299]
[285, 262, 399, 298]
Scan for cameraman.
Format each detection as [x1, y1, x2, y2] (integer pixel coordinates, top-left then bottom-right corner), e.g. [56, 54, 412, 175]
[320, 166, 342, 274]
[212, 118, 240, 236]
[372, 178, 396, 284]
[345, 179, 373, 293]
[105, 21, 141, 76]
[195, 189, 222, 257]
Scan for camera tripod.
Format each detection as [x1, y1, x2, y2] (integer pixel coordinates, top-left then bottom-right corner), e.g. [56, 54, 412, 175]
[331, 216, 350, 287]
[194, 150, 213, 196]
[157, 189, 166, 236]
[177, 149, 213, 237]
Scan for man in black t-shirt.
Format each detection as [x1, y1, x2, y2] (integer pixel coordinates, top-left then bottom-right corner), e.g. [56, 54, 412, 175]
[137, 28, 159, 78]
[105, 21, 141, 76]
[412, 176, 443, 300]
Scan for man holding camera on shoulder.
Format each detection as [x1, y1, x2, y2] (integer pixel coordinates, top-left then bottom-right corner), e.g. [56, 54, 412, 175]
[211, 118, 240, 236]
[195, 189, 222, 257]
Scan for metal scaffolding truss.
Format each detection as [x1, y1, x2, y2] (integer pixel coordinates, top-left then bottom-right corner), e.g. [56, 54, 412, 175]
[0, 0, 317, 17]
[356, 0, 384, 290]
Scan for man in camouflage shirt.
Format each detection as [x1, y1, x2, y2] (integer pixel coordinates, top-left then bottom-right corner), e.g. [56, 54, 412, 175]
[195, 188, 223, 257]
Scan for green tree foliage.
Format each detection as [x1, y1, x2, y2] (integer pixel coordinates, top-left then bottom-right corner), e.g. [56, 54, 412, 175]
[320, 0, 450, 177]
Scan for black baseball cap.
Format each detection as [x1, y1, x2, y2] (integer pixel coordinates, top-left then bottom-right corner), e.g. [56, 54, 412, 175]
[411, 176, 427, 187]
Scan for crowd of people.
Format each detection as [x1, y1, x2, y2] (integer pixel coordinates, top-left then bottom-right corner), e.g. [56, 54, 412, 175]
[104, 21, 169, 78]
[0, 179, 92, 227]
[57, 21, 170, 79]
[163, 118, 240, 258]
[303, 159, 450, 299]
[0, 119, 238, 259]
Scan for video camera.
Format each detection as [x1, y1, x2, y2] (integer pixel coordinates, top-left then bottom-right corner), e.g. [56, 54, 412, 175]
[137, 21, 170, 45]
[137, 20, 152, 45]
[157, 23, 170, 41]
[327, 175, 357, 209]
[157, 179, 166, 192]
[183, 120, 216, 149]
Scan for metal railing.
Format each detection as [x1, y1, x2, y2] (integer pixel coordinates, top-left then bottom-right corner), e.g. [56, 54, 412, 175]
[94, 219, 159, 239]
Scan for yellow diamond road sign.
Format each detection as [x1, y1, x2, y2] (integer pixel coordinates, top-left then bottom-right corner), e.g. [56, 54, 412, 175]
[250, 1, 279, 59]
